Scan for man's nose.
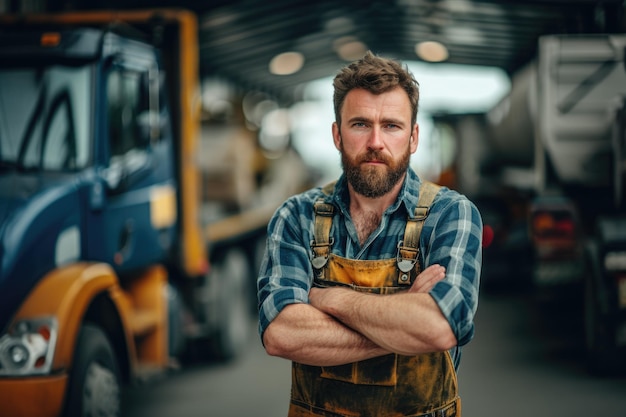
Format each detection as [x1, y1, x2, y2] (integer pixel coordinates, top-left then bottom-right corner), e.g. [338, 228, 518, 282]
[366, 128, 384, 149]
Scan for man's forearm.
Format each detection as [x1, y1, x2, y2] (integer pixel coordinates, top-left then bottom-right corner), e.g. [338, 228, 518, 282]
[310, 288, 457, 355]
[263, 303, 389, 366]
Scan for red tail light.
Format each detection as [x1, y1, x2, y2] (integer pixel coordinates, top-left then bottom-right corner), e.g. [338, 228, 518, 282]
[482, 225, 494, 248]
[530, 202, 580, 261]
[531, 210, 576, 241]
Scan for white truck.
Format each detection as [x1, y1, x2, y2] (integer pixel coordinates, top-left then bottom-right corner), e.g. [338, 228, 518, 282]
[535, 34, 626, 374]
[433, 34, 626, 374]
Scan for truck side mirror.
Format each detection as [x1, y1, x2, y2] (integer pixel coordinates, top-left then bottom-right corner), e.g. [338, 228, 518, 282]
[135, 110, 157, 147]
[101, 150, 152, 194]
[100, 162, 124, 192]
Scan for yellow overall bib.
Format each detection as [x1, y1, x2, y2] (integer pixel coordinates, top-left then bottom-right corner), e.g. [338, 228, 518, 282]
[288, 181, 461, 417]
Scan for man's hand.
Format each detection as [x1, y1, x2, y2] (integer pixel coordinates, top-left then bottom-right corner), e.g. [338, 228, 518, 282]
[408, 264, 446, 293]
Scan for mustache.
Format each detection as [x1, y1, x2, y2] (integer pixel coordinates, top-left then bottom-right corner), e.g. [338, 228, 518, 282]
[357, 150, 391, 165]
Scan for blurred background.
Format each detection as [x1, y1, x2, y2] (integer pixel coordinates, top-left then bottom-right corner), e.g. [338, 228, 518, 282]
[1, 0, 626, 416]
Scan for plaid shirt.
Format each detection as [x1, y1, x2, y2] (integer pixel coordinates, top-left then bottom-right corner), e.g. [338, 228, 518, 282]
[257, 168, 482, 368]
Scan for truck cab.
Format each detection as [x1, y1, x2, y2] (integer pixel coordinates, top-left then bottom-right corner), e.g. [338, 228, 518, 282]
[0, 23, 180, 416]
[0, 11, 230, 416]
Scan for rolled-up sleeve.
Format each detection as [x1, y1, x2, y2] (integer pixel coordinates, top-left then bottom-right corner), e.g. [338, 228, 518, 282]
[257, 199, 314, 340]
[426, 195, 482, 346]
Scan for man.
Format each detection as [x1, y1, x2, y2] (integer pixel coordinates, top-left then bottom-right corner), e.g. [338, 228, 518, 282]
[258, 51, 482, 417]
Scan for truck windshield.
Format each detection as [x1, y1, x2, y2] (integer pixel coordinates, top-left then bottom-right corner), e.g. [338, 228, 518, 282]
[0, 64, 92, 172]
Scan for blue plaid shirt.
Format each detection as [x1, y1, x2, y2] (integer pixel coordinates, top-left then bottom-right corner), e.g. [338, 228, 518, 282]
[257, 168, 482, 368]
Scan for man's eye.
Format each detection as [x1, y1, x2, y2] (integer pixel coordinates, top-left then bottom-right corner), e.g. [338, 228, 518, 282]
[385, 123, 399, 129]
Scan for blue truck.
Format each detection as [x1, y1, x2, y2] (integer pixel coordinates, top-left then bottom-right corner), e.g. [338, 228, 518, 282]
[0, 9, 304, 416]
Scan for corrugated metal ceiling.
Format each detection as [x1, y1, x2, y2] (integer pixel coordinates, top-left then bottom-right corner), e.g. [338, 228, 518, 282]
[41, 0, 626, 104]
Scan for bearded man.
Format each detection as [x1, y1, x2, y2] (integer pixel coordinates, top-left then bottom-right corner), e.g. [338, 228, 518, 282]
[257, 51, 483, 417]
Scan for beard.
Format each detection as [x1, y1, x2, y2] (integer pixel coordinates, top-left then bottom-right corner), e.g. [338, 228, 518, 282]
[341, 145, 411, 198]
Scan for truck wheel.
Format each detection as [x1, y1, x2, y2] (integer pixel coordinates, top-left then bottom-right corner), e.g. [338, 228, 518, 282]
[65, 324, 121, 417]
[583, 251, 618, 375]
[211, 248, 253, 362]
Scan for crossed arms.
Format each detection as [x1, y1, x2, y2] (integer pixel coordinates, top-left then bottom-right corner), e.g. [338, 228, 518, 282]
[262, 264, 457, 367]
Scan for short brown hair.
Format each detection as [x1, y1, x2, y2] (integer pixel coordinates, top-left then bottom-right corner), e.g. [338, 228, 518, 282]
[333, 51, 420, 127]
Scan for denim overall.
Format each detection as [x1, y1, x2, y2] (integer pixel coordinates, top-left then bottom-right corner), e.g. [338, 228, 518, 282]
[288, 181, 460, 417]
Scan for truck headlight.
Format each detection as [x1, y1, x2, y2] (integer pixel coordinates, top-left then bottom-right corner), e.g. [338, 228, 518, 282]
[0, 317, 57, 376]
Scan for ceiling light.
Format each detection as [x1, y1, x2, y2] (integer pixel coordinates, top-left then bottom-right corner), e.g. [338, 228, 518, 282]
[269, 52, 305, 75]
[415, 41, 449, 63]
[333, 37, 367, 61]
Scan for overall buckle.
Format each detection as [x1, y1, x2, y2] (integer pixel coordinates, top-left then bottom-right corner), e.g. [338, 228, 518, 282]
[310, 238, 334, 270]
[396, 240, 417, 285]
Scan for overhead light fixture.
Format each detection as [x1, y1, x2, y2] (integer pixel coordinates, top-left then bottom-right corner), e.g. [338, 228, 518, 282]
[269, 52, 305, 75]
[333, 36, 368, 61]
[415, 41, 449, 63]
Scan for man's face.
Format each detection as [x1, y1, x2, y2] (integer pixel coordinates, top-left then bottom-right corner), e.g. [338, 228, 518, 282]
[333, 87, 419, 198]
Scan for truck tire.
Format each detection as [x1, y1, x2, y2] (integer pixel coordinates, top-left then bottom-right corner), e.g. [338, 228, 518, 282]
[583, 245, 618, 375]
[64, 324, 121, 417]
[210, 248, 253, 362]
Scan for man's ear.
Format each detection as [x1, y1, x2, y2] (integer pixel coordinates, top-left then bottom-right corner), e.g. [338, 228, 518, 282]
[410, 124, 419, 153]
[332, 122, 342, 151]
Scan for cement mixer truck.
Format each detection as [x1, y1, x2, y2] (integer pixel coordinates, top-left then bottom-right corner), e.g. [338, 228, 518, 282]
[533, 34, 626, 374]
[437, 34, 626, 374]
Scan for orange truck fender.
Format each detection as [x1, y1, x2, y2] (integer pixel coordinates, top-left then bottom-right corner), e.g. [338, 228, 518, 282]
[0, 262, 168, 417]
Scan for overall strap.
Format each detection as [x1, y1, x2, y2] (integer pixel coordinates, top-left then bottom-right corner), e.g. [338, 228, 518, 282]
[310, 180, 441, 284]
[311, 182, 336, 276]
[396, 181, 441, 286]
